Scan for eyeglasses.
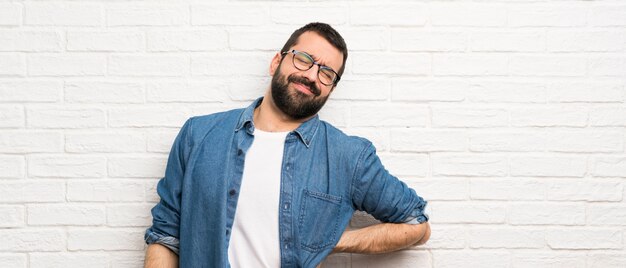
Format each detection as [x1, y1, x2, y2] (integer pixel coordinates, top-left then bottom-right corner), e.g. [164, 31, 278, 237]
[281, 49, 341, 86]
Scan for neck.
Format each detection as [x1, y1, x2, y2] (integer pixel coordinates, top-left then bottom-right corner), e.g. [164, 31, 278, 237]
[253, 90, 313, 132]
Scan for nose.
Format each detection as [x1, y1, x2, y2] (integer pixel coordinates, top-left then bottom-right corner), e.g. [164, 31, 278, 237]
[302, 64, 319, 84]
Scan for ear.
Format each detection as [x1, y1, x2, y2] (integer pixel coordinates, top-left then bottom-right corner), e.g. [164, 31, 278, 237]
[269, 52, 282, 76]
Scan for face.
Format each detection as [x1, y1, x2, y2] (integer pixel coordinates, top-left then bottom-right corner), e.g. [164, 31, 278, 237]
[269, 31, 344, 120]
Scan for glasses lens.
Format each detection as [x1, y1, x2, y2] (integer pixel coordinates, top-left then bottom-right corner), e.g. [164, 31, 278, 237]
[318, 68, 336, 85]
[293, 52, 313, 71]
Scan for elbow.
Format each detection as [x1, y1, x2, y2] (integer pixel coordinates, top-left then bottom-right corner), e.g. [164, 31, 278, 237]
[413, 222, 431, 246]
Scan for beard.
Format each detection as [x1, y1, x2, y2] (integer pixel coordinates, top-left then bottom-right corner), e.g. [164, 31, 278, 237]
[270, 67, 330, 121]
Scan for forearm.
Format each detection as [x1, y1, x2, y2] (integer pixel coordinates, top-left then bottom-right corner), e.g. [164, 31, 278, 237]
[333, 222, 430, 254]
[144, 243, 179, 268]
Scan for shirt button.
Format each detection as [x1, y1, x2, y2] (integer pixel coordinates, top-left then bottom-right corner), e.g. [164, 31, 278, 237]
[237, 149, 243, 155]
[283, 203, 290, 210]
[229, 189, 237, 196]
[226, 229, 230, 235]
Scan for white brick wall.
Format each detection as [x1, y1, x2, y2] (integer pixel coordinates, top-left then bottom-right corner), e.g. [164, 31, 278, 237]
[0, 0, 625, 267]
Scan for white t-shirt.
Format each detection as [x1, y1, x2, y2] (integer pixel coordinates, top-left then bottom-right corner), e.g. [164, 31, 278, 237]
[228, 128, 289, 268]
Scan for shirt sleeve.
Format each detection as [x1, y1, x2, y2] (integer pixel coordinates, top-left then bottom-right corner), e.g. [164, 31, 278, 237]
[144, 117, 194, 255]
[351, 142, 429, 224]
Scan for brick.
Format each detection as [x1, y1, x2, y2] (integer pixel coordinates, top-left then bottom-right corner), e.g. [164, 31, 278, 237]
[0, 81, 62, 102]
[318, 102, 349, 127]
[0, 205, 24, 227]
[392, 79, 467, 102]
[28, 204, 105, 225]
[0, 54, 24, 76]
[432, 154, 507, 177]
[108, 55, 189, 77]
[431, 3, 506, 26]
[471, 178, 545, 201]
[25, 2, 102, 26]
[350, 104, 428, 127]
[593, 157, 626, 177]
[352, 53, 430, 75]
[0, 229, 65, 251]
[0, 155, 24, 178]
[432, 250, 510, 268]
[191, 53, 267, 76]
[510, 56, 586, 76]
[341, 28, 387, 51]
[512, 252, 585, 268]
[67, 31, 143, 52]
[67, 180, 144, 202]
[432, 202, 505, 224]
[147, 130, 178, 153]
[546, 228, 622, 249]
[27, 107, 105, 129]
[547, 82, 624, 102]
[547, 30, 626, 52]
[589, 57, 626, 77]
[320, 253, 350, 268]
[331, 79, 389, 101]
[0, 31, 62, 52]
[351, 251, 431, 267]
[426, 226, 466, 249]
[510, 156, 587, 177]
[509, 203, 585, 225]
[147, 30, 227, 52]
[147, 81, 228, 103]
[351, 4, 427, 26]
[0, 3, 21, 26]
[29, 155, 106, 178]
[469, 131, 545, 152]
[68, 228, 144, 250]
[469, 81, 546, 103]
[470, 228, 544, 249]
[471, 31, 545, 52]
[106, 204, 153, 226]
[591, 5, 626, 26]
[588, 253, 626, 268]
[108, 156, 167, 178]
[547, 180, 622, 201]
[0, 131, 63, 153]
[28, 55, 106, 76]
[271, 5, 346, 25]
[229, 29, 288, 51]
[392, 30, 466, 52]
[508, 4, 586, 27]
[588, 204, 626, 225]
[107, 5, 188, 26]
[510, 106, 587, 127]
[0, 254, 26, 268]
[64, 81, 144, 103]
[546, 130, 622, 153]
[378, 153, 428, 177]
[30, 253, 108, 268]
[66, 131, 145, 153]
[192, 4, 268, 26]
[108, 107, 190, 128]
[434, 54, 508, 76]
[431, 107, 508, 128]
[109, 252, 145, 268]
[590, 108, 626, 126]
[145, 179, 160, 202]
[391, 129, 467, 152]
[0, 181, 64, 203]
[0, 105, 24, 128]
[407, 178, 469, 201]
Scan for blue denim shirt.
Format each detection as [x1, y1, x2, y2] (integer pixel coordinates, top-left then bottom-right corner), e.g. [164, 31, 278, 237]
[144, 97, 428, 268]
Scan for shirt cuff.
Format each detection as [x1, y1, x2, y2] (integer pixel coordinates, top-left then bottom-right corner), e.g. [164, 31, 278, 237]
[402, 199, 429, 225]
[145, 229, 180, 255]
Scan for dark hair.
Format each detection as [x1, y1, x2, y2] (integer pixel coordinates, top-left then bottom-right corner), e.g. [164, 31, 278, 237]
[280, 22, 348, 79]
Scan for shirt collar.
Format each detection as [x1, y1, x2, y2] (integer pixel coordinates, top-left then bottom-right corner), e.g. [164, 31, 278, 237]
[235, 96, 320, 148]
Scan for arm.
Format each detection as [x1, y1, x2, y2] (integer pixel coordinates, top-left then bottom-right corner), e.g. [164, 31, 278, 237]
[333, 222, 431, 254]
[145, 243, 179, 268]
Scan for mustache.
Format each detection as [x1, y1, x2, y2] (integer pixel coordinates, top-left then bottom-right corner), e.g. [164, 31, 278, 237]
[288, 74, 321, 97]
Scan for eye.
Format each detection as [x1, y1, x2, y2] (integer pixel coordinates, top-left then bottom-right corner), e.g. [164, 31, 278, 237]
[294, 53, 312, 65]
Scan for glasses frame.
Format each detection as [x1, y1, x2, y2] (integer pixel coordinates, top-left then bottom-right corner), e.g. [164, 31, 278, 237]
[281, 49, 341, 86]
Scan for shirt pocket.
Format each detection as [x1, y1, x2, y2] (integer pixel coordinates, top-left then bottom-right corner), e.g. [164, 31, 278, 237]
[298, 189, 343, 252]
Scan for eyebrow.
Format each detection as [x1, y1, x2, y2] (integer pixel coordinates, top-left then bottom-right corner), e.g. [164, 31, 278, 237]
[306, 52, 335, 71]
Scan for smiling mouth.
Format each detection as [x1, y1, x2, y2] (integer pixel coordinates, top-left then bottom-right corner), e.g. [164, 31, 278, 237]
[293, 82, 314, 96]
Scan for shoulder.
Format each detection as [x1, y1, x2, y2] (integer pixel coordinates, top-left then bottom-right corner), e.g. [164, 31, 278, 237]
[184, 108, 245, 144]
[318, 120, 374, 155]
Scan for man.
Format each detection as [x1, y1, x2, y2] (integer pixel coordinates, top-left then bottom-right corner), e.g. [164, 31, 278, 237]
[144, 22, 430, 268]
